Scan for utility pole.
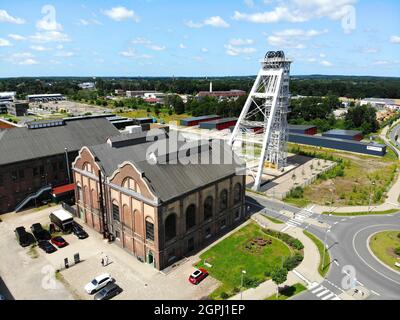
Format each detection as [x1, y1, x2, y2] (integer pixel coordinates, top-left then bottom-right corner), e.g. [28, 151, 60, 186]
[240, 270, 246, 300]
[98, 170, 108, 239]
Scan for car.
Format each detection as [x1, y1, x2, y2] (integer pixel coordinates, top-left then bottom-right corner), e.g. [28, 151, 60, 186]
[14, 226, 36, 247]
[38, 240, 57, 254]
[72, 222, 89, 239]
[84, 274, 113, 294]
[0, 294, 5, 301]
[188, 268, 209, 285]
[94, 283, 123, 300]
[51, 236, 69, 248]
[30, 223, 51, 242]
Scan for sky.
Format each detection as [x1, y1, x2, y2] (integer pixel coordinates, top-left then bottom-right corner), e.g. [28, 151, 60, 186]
[0, 0, 399, 77]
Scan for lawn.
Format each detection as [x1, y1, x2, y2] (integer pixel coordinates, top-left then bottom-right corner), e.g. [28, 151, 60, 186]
[322, 209, 399, 216]
[369, 230, 400, 272]
[286, 143, 398, 207]
[119, 109, 191, 124]
[196, 223, 294, 299]
[265, 283, 307, 300]
[303, 230, 330, 277]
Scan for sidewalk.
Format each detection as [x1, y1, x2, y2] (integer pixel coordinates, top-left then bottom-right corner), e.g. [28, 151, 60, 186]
[229, 213, 324, 300]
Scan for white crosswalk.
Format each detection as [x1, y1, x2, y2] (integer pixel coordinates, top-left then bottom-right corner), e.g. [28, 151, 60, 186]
[282, 208, 314, 231]
[308, 283, 341, 300]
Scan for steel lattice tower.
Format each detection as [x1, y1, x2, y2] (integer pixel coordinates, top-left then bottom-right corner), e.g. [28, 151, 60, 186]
[228, 51, 292, 191]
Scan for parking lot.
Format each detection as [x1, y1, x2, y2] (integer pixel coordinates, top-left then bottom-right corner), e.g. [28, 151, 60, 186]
[0, 205, 219, 300]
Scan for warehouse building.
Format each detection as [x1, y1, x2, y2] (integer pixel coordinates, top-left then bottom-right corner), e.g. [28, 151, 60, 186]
[0, 117, 120, 214]
[288, 124, 317, 135]
[7, 101, 29, 117]
[200, 118, 238, 131]
[72, 130, 246, 270]
[26, 93, 65, 102]
[322, 129, 363, 141]
[289, 133, 386, 156]
[180, 115, 221, 127]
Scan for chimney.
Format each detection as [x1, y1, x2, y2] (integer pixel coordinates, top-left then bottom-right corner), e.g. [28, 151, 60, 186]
[210, 81, 213, 93]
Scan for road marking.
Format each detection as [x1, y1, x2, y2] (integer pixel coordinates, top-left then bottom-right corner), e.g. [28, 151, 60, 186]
[331, 296, 341, 300]
[371, 290, 381, 296]
[312, 286, 325, 294]
[321, 292, 335, 300]
[334, 221, 339, 225]
[316, 289, 330, 297]
[333, 260, 340, 267]
[352, 224, 400, 286]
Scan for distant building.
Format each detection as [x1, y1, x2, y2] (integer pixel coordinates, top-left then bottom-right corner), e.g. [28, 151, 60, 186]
[197, 90, 246, 101]
[199, 118, 238, 131]
[0, 92, 16, 102]
[180, 115, 221, 127]
[114, 89, 125, 96]
[78, 82, 95, 90]
[26, 94, 65, 102]
[72, 130, 246, 270]
[288, 124, 317, 135]
[360, 98, 400, 111]
[126, 90, 155, 98]
[7, 101, 29, 117]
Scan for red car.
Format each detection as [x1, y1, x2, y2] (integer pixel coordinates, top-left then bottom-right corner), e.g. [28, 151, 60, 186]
[51, 236, 69, 248]
[188, 268, 209, 285]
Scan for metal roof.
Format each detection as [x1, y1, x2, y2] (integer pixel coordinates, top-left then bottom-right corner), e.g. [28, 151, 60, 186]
[0, 118, 120, 166]
[288, 124, 317, 130]
[323, 129, 362, 136]
[181, 115, 220, 122]
[201, 117, 237, 125]
[89, 133, 244, 203]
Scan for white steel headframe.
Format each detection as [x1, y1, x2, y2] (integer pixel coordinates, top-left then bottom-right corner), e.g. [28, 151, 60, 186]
[228, 51, 291, 191]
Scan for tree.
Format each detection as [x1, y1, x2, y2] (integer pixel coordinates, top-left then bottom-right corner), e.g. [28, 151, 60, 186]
[271, 268, 288, 298]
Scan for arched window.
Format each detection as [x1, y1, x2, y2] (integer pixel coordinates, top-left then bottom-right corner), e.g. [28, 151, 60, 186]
[77, 184, 83, 201]
[91, 189, 98, 209]
[204, 196, 213, 221]
[165, 214, 177, 242]
[219, 189, 228, 212]
[186, 204, 196, 231]
[122, 177, 135, 191]
[83, 162, 92, 173]
[234, 183, 242, 204]
[112, 201, 120, 222]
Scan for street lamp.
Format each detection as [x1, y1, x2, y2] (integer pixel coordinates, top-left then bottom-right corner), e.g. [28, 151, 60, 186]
[322, 228, 331, 271]
[368, 181, 376, 213]
[240, 270, 246, 300]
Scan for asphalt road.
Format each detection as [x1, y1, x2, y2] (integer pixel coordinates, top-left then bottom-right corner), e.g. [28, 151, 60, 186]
[246, 194, 400, 300]
[389, 122, 400, 148]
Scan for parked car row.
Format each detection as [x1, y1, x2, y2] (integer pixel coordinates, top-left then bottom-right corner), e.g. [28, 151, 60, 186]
[84, 274, 123, 300]
[14, 218, 88, 255]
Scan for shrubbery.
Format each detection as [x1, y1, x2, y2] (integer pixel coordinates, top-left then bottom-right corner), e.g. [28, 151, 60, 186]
[262, 229, 304, 250]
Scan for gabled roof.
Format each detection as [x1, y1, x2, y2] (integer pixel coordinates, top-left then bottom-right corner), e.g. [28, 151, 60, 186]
[88, 131, 245, 203]
[0, 118, 120, 166]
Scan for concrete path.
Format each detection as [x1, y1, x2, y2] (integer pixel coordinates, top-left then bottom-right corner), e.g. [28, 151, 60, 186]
[229, 213, 324, 300]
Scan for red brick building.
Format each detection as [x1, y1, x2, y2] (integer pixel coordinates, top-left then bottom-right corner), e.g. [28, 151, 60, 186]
[72, 131, 246, 270]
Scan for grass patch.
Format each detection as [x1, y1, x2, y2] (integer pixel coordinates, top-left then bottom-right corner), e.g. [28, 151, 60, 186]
[287, 143, 399, 207]
[265, 283, 307, 300]
[197, 223, 294, 300]
[303, 230, 330, 277]
[322, 209, 399, 216]
[369, 230, 400, 272]
[119, 110, 191, 124]
[283, 197, 311, 208]
[263, 215, 285, 224]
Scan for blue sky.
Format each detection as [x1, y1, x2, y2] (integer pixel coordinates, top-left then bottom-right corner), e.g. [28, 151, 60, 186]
[0, 0, 399, 77]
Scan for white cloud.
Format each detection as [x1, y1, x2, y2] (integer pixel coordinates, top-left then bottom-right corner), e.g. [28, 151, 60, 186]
[30, 31, 70, 43]
[36, 6, 62, 31]
[8, 34, 26, 41]
[390, 35, 400, 44]
[186, 16, 230, 28]
[78, 18, 102, 26]
[30, 45, 49, 51]
[320, 60, 332, 67]
[0, 10, 25, 24]
[267, 28, 328, 49]
[244, 0, 255, 8]
[131, 37, 166, 51]
[229, 38, 254, 46]
[8, 53, 38, 65]
[201, 48, 209, 53]
[233, 0, 356, 24]
[103, 6, 140, 22]
[120, 48, 152, 59]
[0, 38, 12, 47]
[132, 37, 152, 45]
[55, 51, 74, 57]
[225, 44, 257, 56]
[179, 43, 187, 49]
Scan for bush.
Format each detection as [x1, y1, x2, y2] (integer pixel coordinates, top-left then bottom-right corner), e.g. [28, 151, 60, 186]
[289, 186, 304, 199]
[264, 270, 271, 277]
[262, 229, 304, 250]
[220, 292, 229, 299]
[395, 247, 400, 256]
[243, 277, 259, 288]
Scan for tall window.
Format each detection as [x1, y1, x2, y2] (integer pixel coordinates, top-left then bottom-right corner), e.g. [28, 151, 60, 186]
[112, 203, 120, 222]
[186, 204, 196, 231]
[204, 196, 213, 221]
[165, 214, 177, 242]
[146, 219, 155, 241]
[77, 185, 83, 201]
[219, 189, 228, 212]
[234, 183, 242, 204]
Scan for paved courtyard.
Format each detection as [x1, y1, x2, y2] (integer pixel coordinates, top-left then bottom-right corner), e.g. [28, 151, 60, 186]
[0, 205, 219, 300]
